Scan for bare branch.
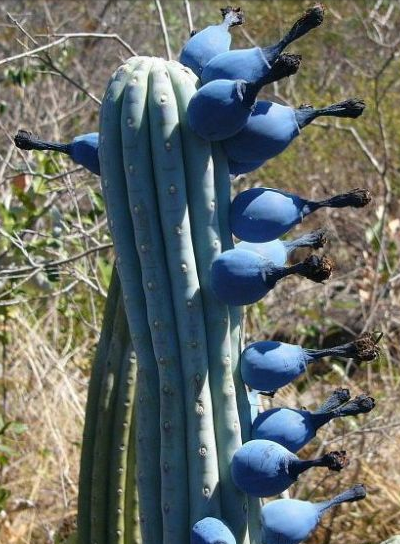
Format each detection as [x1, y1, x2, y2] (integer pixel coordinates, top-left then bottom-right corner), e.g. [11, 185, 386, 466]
[154, 0, 172, 60]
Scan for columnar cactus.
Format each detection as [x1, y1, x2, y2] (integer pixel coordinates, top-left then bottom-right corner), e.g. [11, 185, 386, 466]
[92, 55, 255, 544]
[13, 5, 379, 544]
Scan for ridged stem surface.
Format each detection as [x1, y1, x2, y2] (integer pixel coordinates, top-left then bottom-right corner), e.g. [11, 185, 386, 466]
[168, 60, 247, 542]
[212, 144, 260, 544]
[77, 265, 122, 544]
[99, 58, 162, 543]
[148, 59, 221, 526]
[121, 58, 189, 544]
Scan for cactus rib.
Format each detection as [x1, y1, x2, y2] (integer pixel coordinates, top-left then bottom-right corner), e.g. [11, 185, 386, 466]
[148, 59, 221, 526]
[99, 59, 162, 543]
[167, 61, 247, 542]
[90, 290, 129, 544]
[108, 322, 137, 544]
[211, 144, 261, 544]
[121, 58, 189, 543]
[77, 265, 122, 544]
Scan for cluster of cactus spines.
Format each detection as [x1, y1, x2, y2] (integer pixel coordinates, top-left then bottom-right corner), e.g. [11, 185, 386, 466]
[14, 4, 381, 544]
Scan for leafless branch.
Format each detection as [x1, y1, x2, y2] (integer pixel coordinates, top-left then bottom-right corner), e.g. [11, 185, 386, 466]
[154, 0, 172, 60]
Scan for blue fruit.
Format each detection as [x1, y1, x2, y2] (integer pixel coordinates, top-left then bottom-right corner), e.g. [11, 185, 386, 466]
[14, 129, 100, 175]
[179, 6, 244, 77]
[222, 98, 365, 168]
[191, 517, 236, 544]
[251, 393, 375, 452]
[230, 187, 371, 243]
[210, 249, 332, 306]
[231, 439, 348, 497]
[228, 157, 264, 176]
[261, 485, 366, 544]
[201, 4, 324, 84]
[236, 229, 327, 267]
[241, 334, 380, 392]
[187, 54, 301, 142]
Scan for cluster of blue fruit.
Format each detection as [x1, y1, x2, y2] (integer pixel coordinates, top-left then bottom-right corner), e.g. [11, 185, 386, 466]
[14, 4, 380, 544]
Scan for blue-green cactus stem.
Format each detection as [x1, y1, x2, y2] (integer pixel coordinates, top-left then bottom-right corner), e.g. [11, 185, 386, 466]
[77, 265, 122, 544]
[210, 143, 261, 544]
[121, 58, 189, 544]
[90, 290, 128, 544]
[125, 380, 142, 544]
[108, 327, 138, 544]
[148, 59, 221, 526]
[167, 61, 247, 542]
[99, 59, 162, 543]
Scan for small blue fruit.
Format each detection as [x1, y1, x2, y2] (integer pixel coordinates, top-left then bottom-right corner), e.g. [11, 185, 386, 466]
[261, 484, 366, 544]
[236, 229, 327, 267]
[252, 393, 375, 452]
[241, 334, 380, 392]
[179, 6, 244, 77]
[187, 54, 301, 142]
[201, 4, 323, 84]
[231, 439, 348, 497]
[222, 98, 365, 168]
[230, 187, 371, 243]
[191, 517, 236, 544]
[210, 249, 332, 306]
[14, 129, 100, 175]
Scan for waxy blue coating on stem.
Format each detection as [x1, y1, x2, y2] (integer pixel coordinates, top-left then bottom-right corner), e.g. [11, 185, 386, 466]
[191, 517, 236, 544]
[261, 484, 367, 544]
[222, 101, 300, 164]
[121, 59, 189, 543]
[187, 79, 253, 141]
[251, 393, 375, 453]
[168, 61, 247, 542]
[179, 7, 243, 77]
[148, 59, 221, 526]
[237, 229, 327, 267]
[231, 440, 347, 497]
[99, 59, 162, 543]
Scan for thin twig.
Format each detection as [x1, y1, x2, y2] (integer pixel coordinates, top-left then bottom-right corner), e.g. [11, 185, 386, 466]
[0, 243, 113, 278]
[36, 32, 138, 57]
[154, 0, 172, 60]
[183, 0, 194, 34]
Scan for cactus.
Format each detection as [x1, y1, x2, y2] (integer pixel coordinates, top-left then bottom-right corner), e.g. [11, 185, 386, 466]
[80, 55, 257, 544]
[13, 7, 377, 544]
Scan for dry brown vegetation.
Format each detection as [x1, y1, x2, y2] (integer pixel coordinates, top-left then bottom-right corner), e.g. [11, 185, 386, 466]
[0, 1, 399, 543]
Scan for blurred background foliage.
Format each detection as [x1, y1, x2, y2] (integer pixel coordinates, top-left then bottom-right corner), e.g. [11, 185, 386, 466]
[0, 1, 399, 542]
